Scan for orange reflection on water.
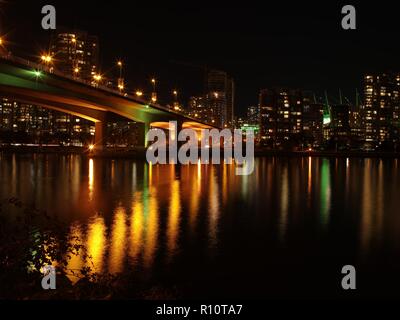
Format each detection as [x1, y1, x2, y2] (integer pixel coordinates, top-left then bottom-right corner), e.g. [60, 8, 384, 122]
[360, 160, 385, 255]
[167, 177, 181, 259]
[108, 206, 127, 274]
[128, 163, 160, 269]
[129, 193, 144, 265]
[222, 163, 228, 206]
[308, 157, 312, 195]
[279, 165, 289, 240]
[148, 161, 153, 188]
[197, 159, 202, 189]
[86, 216, 106, 274]
[189, 166, 201, 232]
[88, 158, 94, 201]
[360, 159, 372, 253]
[208, 166, 220, 248]
[65, 224, 84, 284]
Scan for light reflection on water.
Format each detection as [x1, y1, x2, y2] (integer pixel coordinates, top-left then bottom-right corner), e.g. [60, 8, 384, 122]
[2, 154, 400, 294]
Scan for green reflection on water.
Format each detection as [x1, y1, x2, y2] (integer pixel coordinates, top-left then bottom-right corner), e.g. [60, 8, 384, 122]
[320, 159, 331, 226]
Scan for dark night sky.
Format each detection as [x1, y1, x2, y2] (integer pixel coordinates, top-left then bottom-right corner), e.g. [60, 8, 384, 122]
[2, 1, 400, 115]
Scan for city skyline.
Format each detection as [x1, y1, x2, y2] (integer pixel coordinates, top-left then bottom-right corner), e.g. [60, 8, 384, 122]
[2, 33, 400, 153]
[3, 1, 400, 115]
[2, 18, 400, 154]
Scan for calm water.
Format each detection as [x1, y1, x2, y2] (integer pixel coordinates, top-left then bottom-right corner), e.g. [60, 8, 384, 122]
[1, 153, 400, 298]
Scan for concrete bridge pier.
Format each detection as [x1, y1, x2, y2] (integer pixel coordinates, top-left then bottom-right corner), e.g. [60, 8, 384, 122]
[173, 120, 185, 151]
[137, 122, 150, 148]
[94, 120, 107, 151]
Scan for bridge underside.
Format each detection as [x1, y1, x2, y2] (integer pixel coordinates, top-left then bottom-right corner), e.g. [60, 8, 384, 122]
[0, 61, 215, 149]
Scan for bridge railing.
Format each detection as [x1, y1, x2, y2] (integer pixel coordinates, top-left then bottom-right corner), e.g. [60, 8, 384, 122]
[1, 53, 211, 125]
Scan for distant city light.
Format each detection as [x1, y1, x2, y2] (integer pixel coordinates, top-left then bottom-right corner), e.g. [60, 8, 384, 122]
[32, 70, 42, 77]
[323, 114, 331, 125]
[151, 92, 157, 103]
[93, 74, 102, 81]
[41, 55, 52, 63]
[88, 144, 95, 151]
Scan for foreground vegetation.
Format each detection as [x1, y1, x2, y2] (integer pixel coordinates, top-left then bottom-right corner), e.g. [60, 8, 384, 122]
[0, 198, 179, 299]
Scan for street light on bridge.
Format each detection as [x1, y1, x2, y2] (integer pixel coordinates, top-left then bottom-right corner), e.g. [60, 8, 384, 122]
[151, 78, 157, 103]
[40, 54, 53, 73]
[71, 36, 80, 78]
[41, 54, 52, 64]
[93, 73, 102, 87]
[172, 90, 181, 111]
[0, 37, 8, 57]
[118, 82, 125, 92]
[117, 61, 123, 75]
[117, 60, 124, 93]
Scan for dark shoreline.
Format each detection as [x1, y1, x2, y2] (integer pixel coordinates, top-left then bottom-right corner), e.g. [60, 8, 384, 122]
[255, 149, 400, 158]
[1, 145, 400, 159]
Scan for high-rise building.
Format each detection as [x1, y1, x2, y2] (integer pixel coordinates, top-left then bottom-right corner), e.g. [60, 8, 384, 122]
[234, 116, 245, 129]
[0, 98, 15, 131]
[0, 98, 94, 145]
[246, 105, 260, 126]
[47, 29, 99, 141]
[328, 104, 351, 140]
[350, 106, 363, 141]
[302, 102, 324, 146]
[259, 88, 303, 147]
[50, 28, 99, 81]
[188, 96, 213, 124]
[362, 73, 400, 145]
[206, 69, 234, 128]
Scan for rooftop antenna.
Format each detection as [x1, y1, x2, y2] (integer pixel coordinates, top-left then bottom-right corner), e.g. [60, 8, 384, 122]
[339, 88, 343, 105]
[324, 90, 329, 107]
[323, 90, 331, 125]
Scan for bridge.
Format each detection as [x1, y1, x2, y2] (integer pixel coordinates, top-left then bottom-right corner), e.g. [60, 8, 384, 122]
[0, 55, 215, 150]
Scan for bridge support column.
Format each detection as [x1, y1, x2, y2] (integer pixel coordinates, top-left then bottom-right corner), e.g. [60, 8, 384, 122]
[176, 120, 184, 147]
[170, 121, 184, 164]
[137, 122, 150, 148]
[94, 120, 107, 151]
